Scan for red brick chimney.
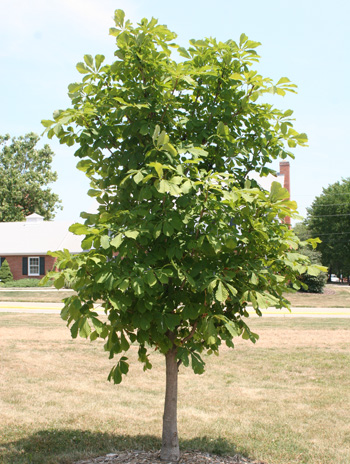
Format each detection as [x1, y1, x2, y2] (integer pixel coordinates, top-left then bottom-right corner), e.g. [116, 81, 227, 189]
[279, 161, 291, 225]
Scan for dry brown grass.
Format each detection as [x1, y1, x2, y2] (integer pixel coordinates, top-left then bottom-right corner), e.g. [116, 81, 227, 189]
[0, 314, 349, 464]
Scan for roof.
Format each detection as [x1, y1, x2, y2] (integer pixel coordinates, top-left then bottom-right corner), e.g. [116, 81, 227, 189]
[249, 171, 285, 191]
[0, 217, 83, 255]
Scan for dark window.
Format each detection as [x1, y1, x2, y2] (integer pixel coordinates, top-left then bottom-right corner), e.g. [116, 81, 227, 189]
[22, 257, 28, 276]
[40, 257, 45, 275]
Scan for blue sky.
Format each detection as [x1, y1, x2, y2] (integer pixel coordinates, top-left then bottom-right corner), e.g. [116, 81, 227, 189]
[1, 0, 349, 222]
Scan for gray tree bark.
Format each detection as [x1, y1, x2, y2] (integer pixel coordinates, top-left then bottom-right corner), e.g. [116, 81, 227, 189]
[160, 346, 180, 462]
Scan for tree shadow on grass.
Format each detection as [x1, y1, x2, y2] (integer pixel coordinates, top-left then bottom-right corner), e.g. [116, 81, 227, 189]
[1, 429, 249, 464]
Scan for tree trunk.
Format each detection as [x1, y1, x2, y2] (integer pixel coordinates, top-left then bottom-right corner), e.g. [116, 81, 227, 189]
[160, 346, 180, 462]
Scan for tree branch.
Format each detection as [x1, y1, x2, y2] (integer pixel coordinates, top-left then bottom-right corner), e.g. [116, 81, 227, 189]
[181, 321, 198, 345]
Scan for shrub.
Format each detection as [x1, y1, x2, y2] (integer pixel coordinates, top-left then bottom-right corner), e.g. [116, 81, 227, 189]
[0, 260, 13, 283]
[0, 278, 53, 288]
[298, 246, 327, 294]
[298, 272, 327, 293]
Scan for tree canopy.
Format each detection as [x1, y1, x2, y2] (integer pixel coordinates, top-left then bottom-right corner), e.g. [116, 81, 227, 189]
[306, 178, 350, 278]
[293, 224, 327, 293]
[0, 133, 61, 221]
[42, 10, 322, 461]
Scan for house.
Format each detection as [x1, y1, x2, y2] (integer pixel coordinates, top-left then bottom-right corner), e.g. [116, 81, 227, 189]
[0, 162, 291, 280]
[0, 213, 83, 280]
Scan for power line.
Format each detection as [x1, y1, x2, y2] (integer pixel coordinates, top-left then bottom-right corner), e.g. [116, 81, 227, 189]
[310, 213, 350, 218]
[306, 232, 350, 236]
[310, 202, 350, 207]
[294, 193, 350, 197]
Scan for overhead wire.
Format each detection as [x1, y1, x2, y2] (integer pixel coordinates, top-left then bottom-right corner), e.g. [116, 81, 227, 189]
[310, 213, 350, 218]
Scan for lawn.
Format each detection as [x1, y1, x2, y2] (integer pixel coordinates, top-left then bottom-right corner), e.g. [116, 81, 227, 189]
[0, 314, 349, 464]
[286, 283, 350, 307]
[0, 290, 74, 303]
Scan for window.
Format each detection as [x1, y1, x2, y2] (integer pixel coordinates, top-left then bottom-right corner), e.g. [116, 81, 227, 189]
[22, 257, 45, 276]
[28, 257, 40, 276]
[0, 257, 5, 268]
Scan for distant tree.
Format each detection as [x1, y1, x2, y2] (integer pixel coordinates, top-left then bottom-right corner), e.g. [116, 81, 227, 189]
[43, 11, 323, 462]
[306, 178, 350, 280]
[293, 222, 311, 241]
[0, 133, 61, 221]
[293, 223, 326, 292]
[0, 260, 13, 283]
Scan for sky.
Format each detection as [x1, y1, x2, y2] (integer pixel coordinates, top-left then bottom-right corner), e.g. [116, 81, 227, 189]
[1, 0, 349, 223]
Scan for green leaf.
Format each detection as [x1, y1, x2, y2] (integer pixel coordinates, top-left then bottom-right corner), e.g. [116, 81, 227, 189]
[269, 182, 289, 202]
[178, 47, 191, 59]
[215, 282, 229, 302]
[145, 270, 157, 286]
[281, 123, 288, 135]
[191, 352, 205, 374]
[70, 320, 79, 339]
[87, 189, 101, 198]
[152, 162, 163, 178]
[54, 274, 65, 290]
[163, 222, 174, 237]
[114, 9, 125, 27]
[239, 33, 248, 46]
[225, 238, 237, 249]
[95, 54, 105, 71]
[255, 292, 269, 309]
[132, 278, 143, 296]
[152, 125, 160, 143]
[84, 54, 94, 69]
[79, 318, 91, 338]
[163, 143, 177, 157]
[76, 62, 90, 74]
[157, 131, 169, 147]
[277, 77, 291, 85]
[41, 120, 55, 128]
[110, 233, 123, 249]
[217, 122, 229, 137]
[250, 273, 259, 285]
[225, 283, 238, 297]
[100, 235, 110, 249]
[76, 159, 93, 172]
[134, 171, 144, 184]
[91, 317, 104, 334]
[125, 230, 139, 239]
[119, 358, 129, 374]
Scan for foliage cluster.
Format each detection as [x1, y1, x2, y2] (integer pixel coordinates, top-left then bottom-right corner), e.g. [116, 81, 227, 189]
[306, 178, 350, 279]
[294, 223, 327, 293]
[0, 278, 52, 288]
[0, 133, 61, 222]
[296, 247, 327, 293]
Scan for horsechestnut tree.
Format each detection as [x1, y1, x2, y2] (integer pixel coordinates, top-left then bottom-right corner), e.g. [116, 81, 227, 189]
[42, 10, 322, 462]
